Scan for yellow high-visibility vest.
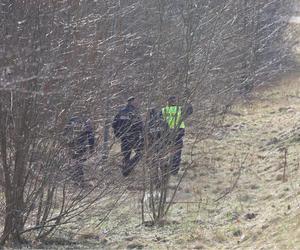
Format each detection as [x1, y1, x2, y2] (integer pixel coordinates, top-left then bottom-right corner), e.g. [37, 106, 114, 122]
[162, 106, 185, 129]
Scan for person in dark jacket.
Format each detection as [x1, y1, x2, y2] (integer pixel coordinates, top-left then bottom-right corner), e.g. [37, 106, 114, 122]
[146, 107, 168, 186]
[112, 97, 144, 177]
[64, 116, 95, 186]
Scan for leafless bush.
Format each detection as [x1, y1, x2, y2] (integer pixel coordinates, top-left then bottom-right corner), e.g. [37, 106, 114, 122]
[131, 0, 293, 224]
[0, 0, 293, 246]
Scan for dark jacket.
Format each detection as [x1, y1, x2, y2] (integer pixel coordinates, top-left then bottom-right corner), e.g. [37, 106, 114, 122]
[112, 104, 143, 139]
[64, 117, 95, 157]
[147, 108, 167, 137]
[184, 103, 193, 118]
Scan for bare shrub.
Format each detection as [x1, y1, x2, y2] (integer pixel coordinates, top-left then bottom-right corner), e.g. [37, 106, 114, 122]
[0, 0, 293, 245]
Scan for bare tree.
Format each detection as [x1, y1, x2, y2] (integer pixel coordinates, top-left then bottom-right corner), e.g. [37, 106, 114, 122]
[0, 0, 293, 246]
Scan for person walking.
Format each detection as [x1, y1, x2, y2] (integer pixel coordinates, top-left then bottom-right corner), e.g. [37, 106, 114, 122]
[161, 96, 193, 175]
[64, 116, 95, 187]
[112, 97, 144, 177]
[146, 107, 168, 185]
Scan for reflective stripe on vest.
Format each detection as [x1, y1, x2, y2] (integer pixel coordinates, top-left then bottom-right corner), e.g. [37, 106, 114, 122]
[162, 106, 185, 129]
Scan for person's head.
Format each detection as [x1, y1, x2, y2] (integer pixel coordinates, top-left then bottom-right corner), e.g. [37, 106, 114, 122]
[148, 107, 157, 119]
[68, 116, 83, 129]
[70, 116, 81, 124]
[127, 96, 138, 108]
[184, 89, 191, 99]
[167, 96, 177, 106]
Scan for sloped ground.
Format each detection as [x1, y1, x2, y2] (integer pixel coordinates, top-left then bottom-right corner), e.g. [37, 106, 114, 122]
[186, 73, 300, 250]
[191, 73, 300, 250]
[86, 73, 300, 249]
[14, 73, 300, 249]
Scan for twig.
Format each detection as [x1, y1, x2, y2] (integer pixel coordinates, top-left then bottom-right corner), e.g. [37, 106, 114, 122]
[214, 153, 249, 202]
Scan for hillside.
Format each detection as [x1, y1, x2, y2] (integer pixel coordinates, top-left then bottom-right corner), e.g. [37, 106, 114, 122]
[0, 1, 296, 248]
[48, 73, 299, 250]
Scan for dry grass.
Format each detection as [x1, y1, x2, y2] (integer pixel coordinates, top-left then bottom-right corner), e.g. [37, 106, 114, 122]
[10, 73, 300, 249]
[87, 73, 300, 250]
[190, 73, 300, 250]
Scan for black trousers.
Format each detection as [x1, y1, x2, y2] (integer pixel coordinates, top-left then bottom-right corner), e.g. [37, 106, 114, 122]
[147, 131, 166, 185]
[169, 128, 185, 174]
[121, 135, 144, 173]
[70, 148, 87, 185]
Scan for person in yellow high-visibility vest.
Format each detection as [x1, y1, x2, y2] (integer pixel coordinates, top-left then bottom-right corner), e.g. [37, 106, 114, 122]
[161, 96, 193, 175]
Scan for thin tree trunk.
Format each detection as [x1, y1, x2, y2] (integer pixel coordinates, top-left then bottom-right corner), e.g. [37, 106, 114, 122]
[101, 97, 111, 163]
[0, 133, 24, 246]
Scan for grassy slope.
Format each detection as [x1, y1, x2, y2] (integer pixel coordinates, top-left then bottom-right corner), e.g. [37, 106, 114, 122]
[100, 73, 300, 249]
[190, 73, 300, 250]
[39, 73, 300, 249]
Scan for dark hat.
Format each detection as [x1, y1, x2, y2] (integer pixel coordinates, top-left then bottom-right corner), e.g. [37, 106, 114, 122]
[168, 96, 176, 101]
[69, 116, 82, 125]
[127, 96, 135, 102]
[184, 89, 191, 97]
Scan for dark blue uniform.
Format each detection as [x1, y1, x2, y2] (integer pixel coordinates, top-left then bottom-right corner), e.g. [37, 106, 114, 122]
[64, 117, 95, 186]
[147, 108, 167, 154]
[145, 108, 169, 185]
[112, 104, 144, 176]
